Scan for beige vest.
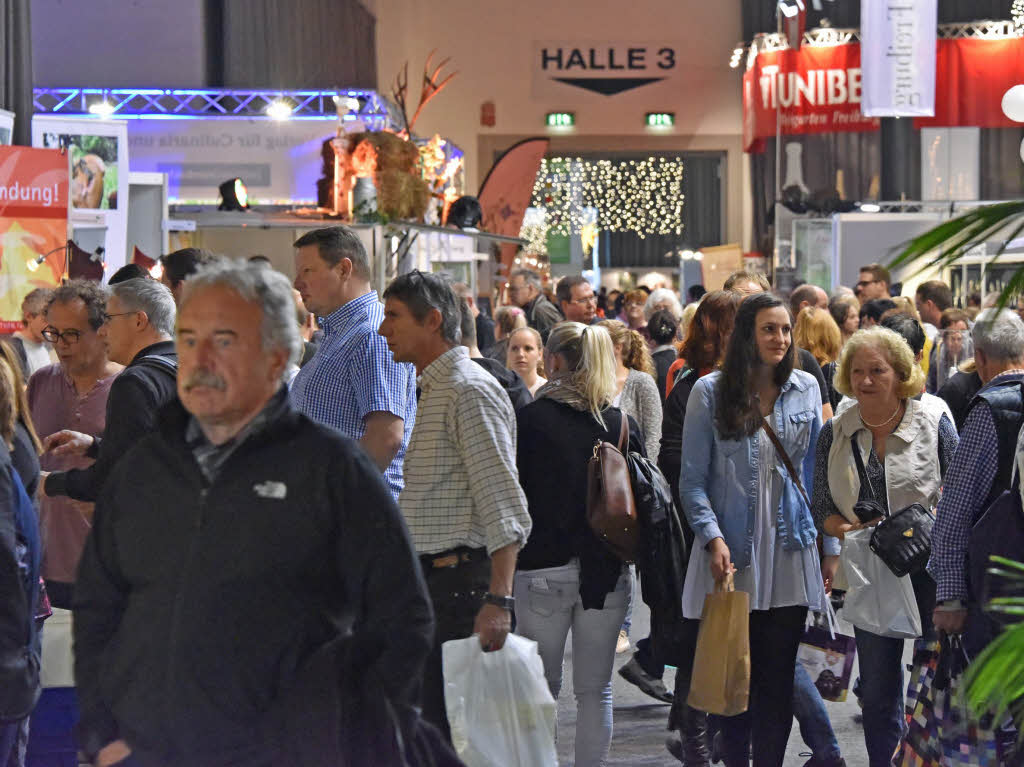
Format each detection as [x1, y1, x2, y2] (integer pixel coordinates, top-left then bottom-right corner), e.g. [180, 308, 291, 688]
[827, 398, 944, 523]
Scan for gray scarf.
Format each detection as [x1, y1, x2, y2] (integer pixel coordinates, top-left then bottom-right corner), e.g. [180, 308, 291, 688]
[535, 378, 609, 426]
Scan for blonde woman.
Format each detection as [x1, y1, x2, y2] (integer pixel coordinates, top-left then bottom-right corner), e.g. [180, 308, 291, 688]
[596, 320, 661, 462]
[812, 327, 957, 767]
[794, 306, 843, 410]
[514, 322, 642, 767]
[506, 327, 547, 397]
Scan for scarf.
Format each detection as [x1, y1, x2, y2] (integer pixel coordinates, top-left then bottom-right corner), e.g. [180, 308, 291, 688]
[535, 378, 611, 427]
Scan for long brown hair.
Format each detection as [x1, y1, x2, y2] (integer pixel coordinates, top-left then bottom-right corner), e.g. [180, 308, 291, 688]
[0, 341, 42, 453]
[597, 320, 655, 378]
[679, 290, 743, 371]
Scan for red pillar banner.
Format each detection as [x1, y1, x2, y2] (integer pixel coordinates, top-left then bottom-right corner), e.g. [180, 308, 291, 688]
[0, 146, 69, 331]
[743, 37, 1024, 152]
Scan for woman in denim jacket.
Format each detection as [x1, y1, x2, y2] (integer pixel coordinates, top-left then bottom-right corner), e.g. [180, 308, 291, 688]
[680, 292, 828, 767]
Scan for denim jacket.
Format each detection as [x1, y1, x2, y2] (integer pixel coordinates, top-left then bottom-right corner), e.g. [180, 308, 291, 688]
[679, 369, 824, 570]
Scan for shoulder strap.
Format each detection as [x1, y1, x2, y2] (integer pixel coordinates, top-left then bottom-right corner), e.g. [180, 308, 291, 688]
[617, 411, 629, 452]
[760, 420, 810, 509]
[849, 435, 879, 502]
[136, 354, 178, 378]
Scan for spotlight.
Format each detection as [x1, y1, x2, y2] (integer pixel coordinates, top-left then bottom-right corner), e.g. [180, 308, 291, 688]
[858, 203, 881, 213]
[88, 100, 115, 117]
[218, 178, 250, 211]
[26, 242, 71, 273]
[266, 99, 293, 120]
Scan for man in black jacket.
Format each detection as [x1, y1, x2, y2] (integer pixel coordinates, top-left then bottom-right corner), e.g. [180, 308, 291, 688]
[74, 261, 434, 767]
[41, 278, 178, 501]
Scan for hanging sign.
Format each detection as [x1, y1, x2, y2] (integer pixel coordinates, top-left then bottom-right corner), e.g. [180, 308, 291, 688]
[743, 38, 1024, 151]
[532, 41, 679, 97]
[860, 0, 937, 117]
[0, 145, 69, 331]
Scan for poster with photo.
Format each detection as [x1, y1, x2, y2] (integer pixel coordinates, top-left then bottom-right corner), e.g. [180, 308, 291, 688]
[0, 110, 13, 146]
[31, 116, 129, 276]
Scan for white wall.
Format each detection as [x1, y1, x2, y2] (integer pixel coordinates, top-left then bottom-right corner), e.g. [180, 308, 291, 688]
[32, 0, 208, 87]
[375, 0, 747, 244]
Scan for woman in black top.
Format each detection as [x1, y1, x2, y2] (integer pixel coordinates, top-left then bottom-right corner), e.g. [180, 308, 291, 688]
[648, 309, 679, 403]
[515, 321, 644, 767]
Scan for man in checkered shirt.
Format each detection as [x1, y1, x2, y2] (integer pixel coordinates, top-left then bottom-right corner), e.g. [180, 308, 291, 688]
[291, 226, 416, 499]
[929, 308, 1024, 651]
[378, 270, 532, 741]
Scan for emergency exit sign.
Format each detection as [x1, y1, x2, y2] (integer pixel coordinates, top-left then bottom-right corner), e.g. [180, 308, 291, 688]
[546, 112, 575, 127]
[645, 112, 675, 127]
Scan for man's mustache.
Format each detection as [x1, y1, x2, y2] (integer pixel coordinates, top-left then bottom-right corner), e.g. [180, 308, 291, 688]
[182, 369, 227, 391]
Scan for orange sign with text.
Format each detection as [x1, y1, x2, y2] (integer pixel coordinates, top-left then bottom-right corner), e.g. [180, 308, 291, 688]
[0, 145, 69, 331]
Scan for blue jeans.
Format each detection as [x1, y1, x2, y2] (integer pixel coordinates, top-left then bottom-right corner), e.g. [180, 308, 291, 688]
[793, 662, 841, 762]
[514, 560, 631, 767]
[853, 570, 936, 767]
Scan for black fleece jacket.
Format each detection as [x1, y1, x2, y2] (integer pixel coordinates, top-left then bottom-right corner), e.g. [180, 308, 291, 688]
[73, 391, 434, 767]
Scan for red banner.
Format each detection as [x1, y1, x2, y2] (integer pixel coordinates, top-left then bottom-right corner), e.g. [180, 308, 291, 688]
[744, 37, 1024, 152]
[0, 146, 69, 331]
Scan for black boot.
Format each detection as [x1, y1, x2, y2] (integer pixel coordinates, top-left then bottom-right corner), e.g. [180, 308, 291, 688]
[666, 705, 711, 766]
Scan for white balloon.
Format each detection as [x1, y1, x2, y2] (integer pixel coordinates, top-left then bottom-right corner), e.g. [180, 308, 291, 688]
[1020, 137, 1024, 164]
[1001, 85, 1024, 122]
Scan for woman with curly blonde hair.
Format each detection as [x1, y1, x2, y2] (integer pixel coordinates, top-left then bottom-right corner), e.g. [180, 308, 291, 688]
[596, 320, 660, 461]
[794, 306, 843, 410]
[812, 327, 957, 767]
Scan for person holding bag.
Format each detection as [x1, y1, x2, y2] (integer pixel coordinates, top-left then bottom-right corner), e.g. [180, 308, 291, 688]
[811, 326, 957, 767]
[513, 321, 644, 767]
[680, 292, 828, 767]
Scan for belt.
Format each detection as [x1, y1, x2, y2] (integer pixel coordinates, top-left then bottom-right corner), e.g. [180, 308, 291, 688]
[419, 546, 487, 570]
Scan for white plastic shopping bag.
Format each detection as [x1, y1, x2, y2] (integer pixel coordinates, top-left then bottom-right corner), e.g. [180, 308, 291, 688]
[840, 528, 921, 639]
[442, 633, 557, 767]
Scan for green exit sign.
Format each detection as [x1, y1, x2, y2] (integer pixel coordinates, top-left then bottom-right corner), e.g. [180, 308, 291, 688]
[646, 112, 675, 127]
[545, 112, 575, 127]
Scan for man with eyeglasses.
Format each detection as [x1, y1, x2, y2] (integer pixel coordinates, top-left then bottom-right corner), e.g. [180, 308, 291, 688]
[27, 281, 121, 609]
[39, 278, 178, 504]
[507, 268, 562, 341]
[856, 263, 891, 304]
[555, 275, 599, 325]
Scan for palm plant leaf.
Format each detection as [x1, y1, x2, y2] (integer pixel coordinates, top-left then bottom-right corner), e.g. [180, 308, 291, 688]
[889, 202, 1024, 308]
[964, 555, 1024, 734]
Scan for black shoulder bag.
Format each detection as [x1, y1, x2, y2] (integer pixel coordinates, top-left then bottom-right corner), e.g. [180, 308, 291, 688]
[850, 436, 934, 578]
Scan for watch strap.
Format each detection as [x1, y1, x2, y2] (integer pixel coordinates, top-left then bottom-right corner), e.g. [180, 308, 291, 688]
[483, 592, 515, 610]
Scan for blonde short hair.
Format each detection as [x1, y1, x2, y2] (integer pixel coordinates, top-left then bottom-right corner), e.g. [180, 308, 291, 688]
[834, 326, 925, 399]
[794, 306, 841, 366]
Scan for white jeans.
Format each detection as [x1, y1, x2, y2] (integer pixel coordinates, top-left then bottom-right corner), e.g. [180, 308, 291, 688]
[513, 560, 631, 767]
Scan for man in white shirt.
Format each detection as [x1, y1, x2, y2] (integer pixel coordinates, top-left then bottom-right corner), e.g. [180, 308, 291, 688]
[14, 288, 57, 375]
[378, 270, 532, 741]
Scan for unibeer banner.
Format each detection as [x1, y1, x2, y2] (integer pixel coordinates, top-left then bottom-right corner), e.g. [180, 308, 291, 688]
[0, 145, 69, 331]
[744, 37, 1024, 151]
[860, 0, 937, 117]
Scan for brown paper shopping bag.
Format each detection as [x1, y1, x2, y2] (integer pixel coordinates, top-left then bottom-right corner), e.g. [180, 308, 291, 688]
[686, 572, 751, 716]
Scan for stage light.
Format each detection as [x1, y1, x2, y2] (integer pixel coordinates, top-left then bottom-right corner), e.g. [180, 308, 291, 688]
[88, 100, 115, 116]
[266, 99, 293, 120]
[218, 178, 249, 211]
[858, 203, 881, 213]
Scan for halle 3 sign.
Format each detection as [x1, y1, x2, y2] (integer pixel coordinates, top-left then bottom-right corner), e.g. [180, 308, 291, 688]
[532, 42, 678, 97]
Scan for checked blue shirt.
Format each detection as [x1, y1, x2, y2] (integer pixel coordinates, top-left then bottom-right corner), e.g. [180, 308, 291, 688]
[290, 291, 416, 499]
[928, 370, 1024, 602]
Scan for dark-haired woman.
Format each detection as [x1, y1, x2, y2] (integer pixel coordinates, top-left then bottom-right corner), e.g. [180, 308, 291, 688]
[680, 292, 826, 767]
[648, 309, 680, 402]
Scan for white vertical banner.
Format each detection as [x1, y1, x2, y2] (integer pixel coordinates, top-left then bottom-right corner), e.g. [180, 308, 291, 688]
[860, 0, 937, 117]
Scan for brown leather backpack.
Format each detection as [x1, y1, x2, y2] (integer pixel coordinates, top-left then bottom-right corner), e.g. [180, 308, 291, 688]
[586, 414, 637, 562]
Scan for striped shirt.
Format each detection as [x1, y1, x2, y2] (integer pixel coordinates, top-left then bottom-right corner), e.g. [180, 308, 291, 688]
[290, 291, 416, 498]
[399, 346, 531, 556]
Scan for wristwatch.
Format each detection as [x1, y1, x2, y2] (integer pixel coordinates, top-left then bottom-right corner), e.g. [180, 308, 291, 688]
[483, 592, 515, 610]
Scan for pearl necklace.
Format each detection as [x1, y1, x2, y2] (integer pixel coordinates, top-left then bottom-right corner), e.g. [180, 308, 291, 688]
[861, 401, 903, 429]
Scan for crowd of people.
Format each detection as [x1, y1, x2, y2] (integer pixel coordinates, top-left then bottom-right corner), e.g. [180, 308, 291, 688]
[0, 227, 1020, 767]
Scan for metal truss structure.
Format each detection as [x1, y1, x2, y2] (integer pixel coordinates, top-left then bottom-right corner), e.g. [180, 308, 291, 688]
[746, 20, 1022, 64]
[32, 87, 404, 130]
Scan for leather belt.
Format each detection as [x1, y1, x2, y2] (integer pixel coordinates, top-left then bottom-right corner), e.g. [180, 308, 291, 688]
[420, 547, 487, 570]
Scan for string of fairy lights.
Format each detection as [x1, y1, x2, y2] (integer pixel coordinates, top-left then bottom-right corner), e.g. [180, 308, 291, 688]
[1014, 0, 1024, 33]
[528, 156, 685, 241]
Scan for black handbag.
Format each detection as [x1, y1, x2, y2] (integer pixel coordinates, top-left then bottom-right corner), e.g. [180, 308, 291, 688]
[850, 436, 934, 578]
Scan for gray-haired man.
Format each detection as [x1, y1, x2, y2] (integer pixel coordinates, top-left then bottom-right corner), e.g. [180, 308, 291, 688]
[74, 260, 433, 766]
[507, 268, 562, 340]
[929, 308, 1024, 651]
[41, 278, 179, 502]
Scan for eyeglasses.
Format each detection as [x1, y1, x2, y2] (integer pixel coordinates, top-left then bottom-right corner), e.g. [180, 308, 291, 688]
[104, 311, 137, 322]
[41, 327, 83, 345]
[568, 295, 597, 306]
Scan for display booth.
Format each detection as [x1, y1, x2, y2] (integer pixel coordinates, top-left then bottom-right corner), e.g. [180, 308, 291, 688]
[30, 87, 484, 282]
